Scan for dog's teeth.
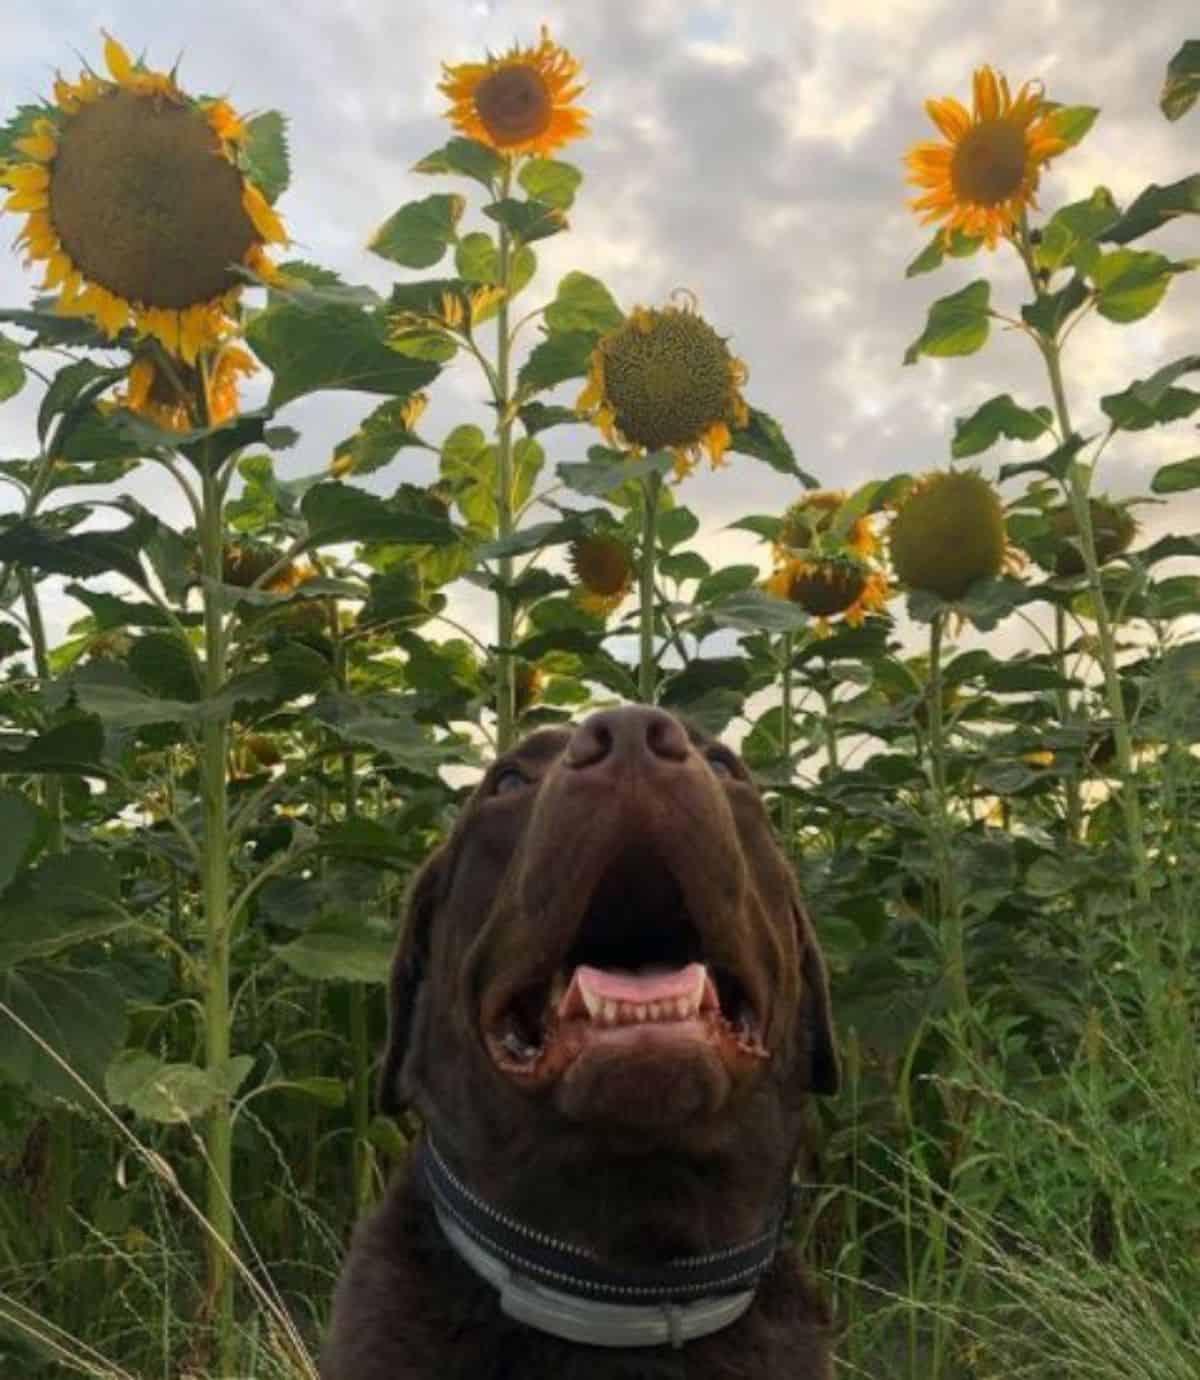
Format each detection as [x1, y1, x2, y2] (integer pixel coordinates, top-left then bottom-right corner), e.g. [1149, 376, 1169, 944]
[580, 984, 604, 1020]
[635, 1004, 648, 1021]
[648, 1002, 661, 1020]
[603, 1000, 618, 1024]
[676, 997, 691, 1019]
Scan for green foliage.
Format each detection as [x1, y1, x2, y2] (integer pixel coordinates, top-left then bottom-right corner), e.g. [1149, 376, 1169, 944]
[904, 280, 991, 363]
[368, 193, 466, 268]
[241, 110, 291, 203]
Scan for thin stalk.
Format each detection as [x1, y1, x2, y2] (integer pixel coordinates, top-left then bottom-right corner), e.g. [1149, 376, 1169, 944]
[779, 632, 794, 858]
[1055, 603, 1084, 841]
[928, 612, 967, 1016]
[197, 458, 235, 1370]
[1015, 217, 1150, 903]
[494, 163, 517, 750]
[17, 569, 62, 852]
[638, 472, 662, 703]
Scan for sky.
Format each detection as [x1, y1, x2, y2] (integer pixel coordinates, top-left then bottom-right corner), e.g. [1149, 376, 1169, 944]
[2, 0, 1200, 659]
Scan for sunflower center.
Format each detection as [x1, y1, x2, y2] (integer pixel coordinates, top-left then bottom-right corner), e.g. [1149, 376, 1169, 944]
[473, 65, 554, 146]
[788, 564, 867, 618]
[49, 88, 258, 309]
[574, 537, 633, 595]
[601, 311, 734, 452]
[951, 118, 1028, 207]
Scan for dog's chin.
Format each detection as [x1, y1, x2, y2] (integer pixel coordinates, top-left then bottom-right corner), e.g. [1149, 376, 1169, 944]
[553, 1028, 732, 1129]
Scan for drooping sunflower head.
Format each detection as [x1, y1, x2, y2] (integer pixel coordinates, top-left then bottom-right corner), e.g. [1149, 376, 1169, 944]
[766, 554, 890, 631]
[121, 343, 257, 433]
[777, 489, 878, 559]
[568, 532, 635, 617]
[1040, 498, 1139, 577]
[2, 33, 287, 361]
[889, 470, 1007, 601]
[439, 26, 587, 158]
[905, 65, 1068, 248]
[578, 297, 749, 479]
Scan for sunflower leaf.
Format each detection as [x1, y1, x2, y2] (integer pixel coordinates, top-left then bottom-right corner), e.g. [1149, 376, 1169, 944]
[413, 137, 506, 188]
[248, 301, 441, 407]
[1101, 355, 1200, 430]
[369, 194, 466, 269]
[905, 228, 982, 277]
[1047, 105, 1099, 148]
[1079, 247, 1177, 323]
[518, 402, 580, 436]
[483, 198, 567, 245]
[1162, 40, 1200, 121]
[1021, 275, 1089, 339]
[518, 158, 583, 210]
[242, 110, 290, 204]
[1036, 188, 1121, 272]
[558, 448, 673, 497]
[1101, 175, 1200, 246]
[1151, 455, 1200, 494]
[545, 273, 624, 334]
[331, 397, 434, 479]
[0, 966, 127, 1104]
[300, 482, 458, 548]
[728, 408, 818, 484]
[517, 330, 595, 395]
[951, 395, 1054, 459]
[904, 280, 991, 364]
[0, 334, 24, 404]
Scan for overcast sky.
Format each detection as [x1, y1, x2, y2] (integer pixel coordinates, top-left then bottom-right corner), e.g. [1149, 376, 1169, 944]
[3, 0, 1200, 655]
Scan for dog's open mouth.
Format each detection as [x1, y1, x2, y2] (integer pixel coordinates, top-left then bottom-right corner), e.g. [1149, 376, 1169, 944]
[483, 845, 768, 1083]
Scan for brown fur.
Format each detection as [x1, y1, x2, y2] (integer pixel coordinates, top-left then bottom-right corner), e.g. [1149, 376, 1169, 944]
[321, 708, 839, 1379]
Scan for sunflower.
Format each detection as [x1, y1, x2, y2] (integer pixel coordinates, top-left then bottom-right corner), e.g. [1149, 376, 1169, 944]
[889, 470, 1009, 601]
[766, 555, 889, 632]
[578, 296, 749, 480]
[776, 490, 878, 561]
[568, 532, 635, 617]
[1039, 498, 1138, 577]
[121, 343, 257, 433]
[1, 33, 287, 363]
[439, 27, 587, 158]
[905, 66, 1068, 248]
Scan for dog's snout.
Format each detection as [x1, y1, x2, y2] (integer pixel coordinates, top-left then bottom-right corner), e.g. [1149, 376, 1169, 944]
[565, 706, 691, 771]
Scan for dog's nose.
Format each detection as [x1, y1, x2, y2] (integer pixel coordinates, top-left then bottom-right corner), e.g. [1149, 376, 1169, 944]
[565, 706, 691, 770]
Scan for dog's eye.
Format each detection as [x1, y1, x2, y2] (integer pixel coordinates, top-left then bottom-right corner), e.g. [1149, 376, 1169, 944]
[492, 766, 529, 796]
[706, 749, 738, 779]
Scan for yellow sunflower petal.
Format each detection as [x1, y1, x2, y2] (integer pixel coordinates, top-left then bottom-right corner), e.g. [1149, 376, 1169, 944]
[14, 122, 58, 162]
[104, 32, 136, 87]
[242, 182, 287, 244]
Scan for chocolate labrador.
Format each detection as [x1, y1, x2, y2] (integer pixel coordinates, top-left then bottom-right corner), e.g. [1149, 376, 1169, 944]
[321, 706, 839, 1379]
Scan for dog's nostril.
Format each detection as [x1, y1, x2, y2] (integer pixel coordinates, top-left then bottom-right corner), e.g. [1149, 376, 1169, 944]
[566, 707, 690, 769]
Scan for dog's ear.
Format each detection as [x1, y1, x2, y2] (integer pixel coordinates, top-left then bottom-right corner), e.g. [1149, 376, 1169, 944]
[793, 899, 839, 1096]
[377, 852, 445, 1116]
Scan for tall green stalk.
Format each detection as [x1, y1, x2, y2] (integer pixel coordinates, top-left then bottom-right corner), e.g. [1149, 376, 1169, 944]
[1054, 605, 1084, 842]
[1016, 220, 1150, 903]
[638, 472, 662, 703]
[197, 458, 235, 1370]
[494, 163, 517, 751]
[927, 611, 967, 1016]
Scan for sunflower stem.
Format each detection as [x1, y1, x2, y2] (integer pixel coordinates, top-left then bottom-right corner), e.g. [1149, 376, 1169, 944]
[779, 632, 795, 859]
[1055, 603, 1084, 841]
[1016, 216, 1150, 905]
[494, 162, 517, 751]
[197, 451, 236, 1372]
[638, 472, 662, 703]
[928, 611, 967, 1017]
[17, 568, 62, 853]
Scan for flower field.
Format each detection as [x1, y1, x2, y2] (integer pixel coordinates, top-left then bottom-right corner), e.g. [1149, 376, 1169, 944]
[0, 25, 1199, 1379]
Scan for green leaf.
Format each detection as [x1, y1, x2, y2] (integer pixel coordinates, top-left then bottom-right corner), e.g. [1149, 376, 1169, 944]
[65, 662, 198, 731]
[0, 719, 106, 776]
[331, 396, 434, 478]
[1035, 187, 1120, 272]
[1047, 104, 1099, 148]
[1151, 454, 1200, 493]
[1083, 247, 1176, 323]
[0, 850, 128, 967]
[696, 565, 760, 603]
[455, 232, 501, 283]
[1020, 275, 1089, 338]
[545, 272, 624, 335]
[905, 228, 982, 277]
[1101, 356, 1200, 430]
[483, 197, 567, 244]
[708, 590, 809, 634]
[0, 792, 46, 892]
[275, 915, 394, 984]
[241, 110, 290, 203]
[310, 693, 474, 775]
[38, 360, 124, 446]
[128, 632, 202, 703]
[904, 280, 991, 364]
[517, 330, 595, 395]
[0, 512, 153, 586]
[0, 967, 126, 1103]
[1162, 40, 1200, 121]
[302, 482, 456, 548]
[248, 300, 440, 408]
[257, 1076, 346, 1108]
[413, 136, 505, 188]
[951, 394, 1053, 458]
[0, 305, 102, 349]
[368, 194, 466, 269]
[519, 402, 580, 436]
[557, 447, 673, 497]
[106, 1052, 254, 1124]
[657, 506, 700, 550]
[518, 158, 583, 209]
[0, 334, 26, 403]
[728, 407, 817, 483]
[440, 424, 496, 533]
[1102, 174, 1200, 246]
[512, 436, 545, 512]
